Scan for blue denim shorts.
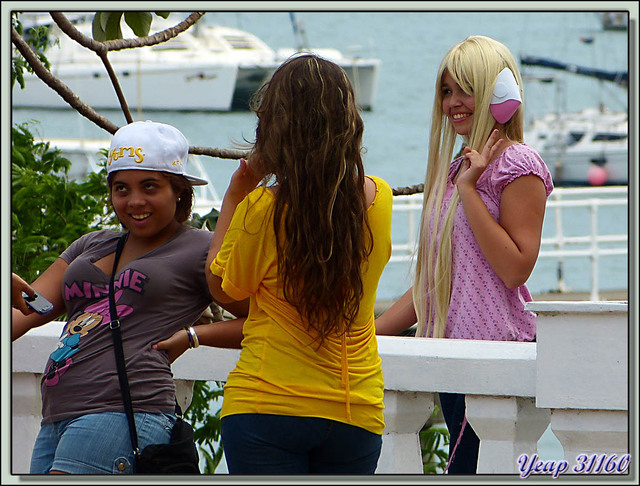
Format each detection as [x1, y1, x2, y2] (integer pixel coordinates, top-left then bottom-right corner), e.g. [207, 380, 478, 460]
[221, 413, 382, 474]
[30, 412, 176, 474]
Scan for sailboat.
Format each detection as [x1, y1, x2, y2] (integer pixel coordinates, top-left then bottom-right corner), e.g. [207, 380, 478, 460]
[521, 56, 628, 186]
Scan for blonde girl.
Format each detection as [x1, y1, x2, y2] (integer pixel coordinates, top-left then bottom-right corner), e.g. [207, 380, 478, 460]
[376, 35, 553, 473]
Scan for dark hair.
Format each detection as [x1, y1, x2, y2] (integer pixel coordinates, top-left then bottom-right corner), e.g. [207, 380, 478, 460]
[107, 171, 194, 225]
[250, 54, 373, 343]
[166, 173, 195, 223]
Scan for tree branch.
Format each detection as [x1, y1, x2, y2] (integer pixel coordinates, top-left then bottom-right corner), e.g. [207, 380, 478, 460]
[392, 184, 424, 196]
[12, 22, 250, 161]
[47, 11, 205, 125]
[48, 12, 106, 54]
[49, 11, 205, 52]
[189, 146, 249, 160]
[96, 49, 133, 124]
[11, 25, 120, 135]
[13, 9, 427, 188]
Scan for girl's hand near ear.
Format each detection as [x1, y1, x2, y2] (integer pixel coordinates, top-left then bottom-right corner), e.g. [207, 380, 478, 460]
[226, 158, 263, 202]
[456, 129, 506, 190]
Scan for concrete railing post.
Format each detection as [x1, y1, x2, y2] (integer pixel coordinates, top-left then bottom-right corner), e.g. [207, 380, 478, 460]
[11, 373, 44, 474]
[377, 390, 434, 473]
[528, 301, 629, 474]
[466, 395, 550, 474]
[550, 409, 629, 460]
[174, 380, 195, 413]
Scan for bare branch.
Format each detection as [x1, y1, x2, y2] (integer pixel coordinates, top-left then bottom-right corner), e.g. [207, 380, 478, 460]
[189, 146, 249, 160]
[11, 26, 120, 135]
[49, 12, 106, 54]
[392, 184, 424, 196]
[103, 12, 206, 51]
[96, 50, 133, 124]
[49, 11, 206, 52]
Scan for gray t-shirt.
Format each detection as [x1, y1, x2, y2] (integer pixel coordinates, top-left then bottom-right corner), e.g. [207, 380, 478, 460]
[40, 225, 213, 424]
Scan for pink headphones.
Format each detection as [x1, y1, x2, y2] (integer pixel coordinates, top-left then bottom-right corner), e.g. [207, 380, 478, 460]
[490, 68, 522, 123]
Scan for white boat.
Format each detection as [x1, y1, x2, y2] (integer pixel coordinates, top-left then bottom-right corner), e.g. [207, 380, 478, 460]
[194, 24, 381, 110]
[521, 56, 628, 186]
[13, 16, 237, 111]
[12, 13, 381, 112]
[524, 107, 628, 186]
[275, 47, 380, 111]
[41, 138, 222, 215]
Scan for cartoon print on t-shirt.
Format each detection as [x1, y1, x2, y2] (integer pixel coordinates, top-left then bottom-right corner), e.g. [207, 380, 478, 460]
[44, 333, 80, 386]
[44, 288, 135, 387]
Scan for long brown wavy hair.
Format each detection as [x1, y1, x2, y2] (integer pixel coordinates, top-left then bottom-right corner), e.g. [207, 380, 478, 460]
[250, 53, 373, 343]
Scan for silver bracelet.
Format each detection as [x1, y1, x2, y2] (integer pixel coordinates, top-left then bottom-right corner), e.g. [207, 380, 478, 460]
[187, 326, 200, 348]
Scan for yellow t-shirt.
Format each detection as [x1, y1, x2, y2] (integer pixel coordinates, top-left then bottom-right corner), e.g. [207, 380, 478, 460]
[210, 175, 392, 434]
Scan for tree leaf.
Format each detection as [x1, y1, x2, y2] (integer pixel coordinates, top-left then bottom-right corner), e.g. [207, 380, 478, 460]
[92, 12, 123, 41]
[124, 12, 152, 37]
[103, 12, 124, 40]
[92, 12, 107, 41]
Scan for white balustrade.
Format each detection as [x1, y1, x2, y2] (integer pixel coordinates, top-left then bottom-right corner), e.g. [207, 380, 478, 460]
[528, 301, 629, 467]
[10, 300, 629, 477]
[390, 186, 628, 300]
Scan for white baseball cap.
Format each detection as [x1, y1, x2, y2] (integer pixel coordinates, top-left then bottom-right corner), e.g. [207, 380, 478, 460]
[107, 120, 208, 186]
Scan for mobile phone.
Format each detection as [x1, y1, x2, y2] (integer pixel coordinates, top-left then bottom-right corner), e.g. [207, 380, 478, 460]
[22, 291, 54, 315]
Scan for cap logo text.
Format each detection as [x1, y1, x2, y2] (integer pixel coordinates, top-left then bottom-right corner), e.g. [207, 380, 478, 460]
[107, 146, 145, 166]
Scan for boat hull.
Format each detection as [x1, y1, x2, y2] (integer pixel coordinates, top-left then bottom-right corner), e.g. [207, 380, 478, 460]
[539, 149, 627, 186]
[231, 59, 380, 111]
[14, 57, 379, 113]
[13, 62, 239, 112]
[524, 109, 628, 186]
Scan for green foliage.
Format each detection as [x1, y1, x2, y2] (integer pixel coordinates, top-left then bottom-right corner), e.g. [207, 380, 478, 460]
[184, 381, 226, 473]
[11, 121, 116, 282]
[190, 207, 220, 231]
[11, 13, 56, 90]
[419, 405, 450, 474]
[92, 11, 170, 41]
[12, 13, 225, 473]
[92, 12, 125, 41]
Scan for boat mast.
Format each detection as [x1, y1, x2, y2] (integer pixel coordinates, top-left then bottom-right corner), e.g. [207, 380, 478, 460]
[289, 12, 309, 52]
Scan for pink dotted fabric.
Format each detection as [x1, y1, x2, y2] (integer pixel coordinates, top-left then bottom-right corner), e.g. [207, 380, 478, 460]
[424, 143, 553, 341]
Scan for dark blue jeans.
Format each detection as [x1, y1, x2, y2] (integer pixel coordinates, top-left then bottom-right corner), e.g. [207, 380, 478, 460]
[221, 413, 382, 474]
[439, 392, 479, 474]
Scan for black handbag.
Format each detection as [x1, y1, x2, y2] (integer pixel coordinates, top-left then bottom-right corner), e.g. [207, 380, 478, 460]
[108, 234, 200, 474]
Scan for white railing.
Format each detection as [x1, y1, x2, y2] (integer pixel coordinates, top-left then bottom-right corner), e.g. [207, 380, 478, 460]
[542, 186, 628, 300]
[11, 301, 629, 476]
[388, 186, 628, 301]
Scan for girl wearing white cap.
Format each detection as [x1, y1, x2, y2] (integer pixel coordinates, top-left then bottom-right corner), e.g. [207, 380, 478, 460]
[12, 120, 246, 474]
[375, 36, 554, 474]
[189, 54, 393, 474]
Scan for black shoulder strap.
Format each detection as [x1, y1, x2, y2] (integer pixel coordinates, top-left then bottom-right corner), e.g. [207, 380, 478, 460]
[108, 234, 140, 455]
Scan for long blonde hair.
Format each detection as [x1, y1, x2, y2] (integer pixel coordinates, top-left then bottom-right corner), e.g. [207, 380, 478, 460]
[413, 35, 525, 338]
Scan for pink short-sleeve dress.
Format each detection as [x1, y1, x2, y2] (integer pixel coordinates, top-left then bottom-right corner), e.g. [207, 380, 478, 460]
[423, 143, 554, 341]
